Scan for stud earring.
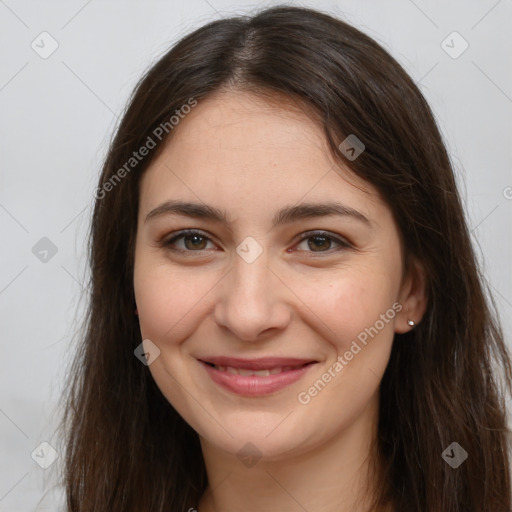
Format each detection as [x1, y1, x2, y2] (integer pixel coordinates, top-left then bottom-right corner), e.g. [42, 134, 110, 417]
[407, 319, 415, 327]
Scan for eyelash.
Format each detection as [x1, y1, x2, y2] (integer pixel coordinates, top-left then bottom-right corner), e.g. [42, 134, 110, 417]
[161, 229, 352, 256]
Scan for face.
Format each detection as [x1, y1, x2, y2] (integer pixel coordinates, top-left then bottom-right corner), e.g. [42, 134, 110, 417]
[133, 90, 422, 460]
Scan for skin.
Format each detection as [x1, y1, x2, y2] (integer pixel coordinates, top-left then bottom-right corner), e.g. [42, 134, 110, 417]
[133, 89, 427, 512]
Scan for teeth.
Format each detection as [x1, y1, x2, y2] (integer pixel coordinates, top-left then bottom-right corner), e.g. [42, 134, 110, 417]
[212, 365, 303, 376]
[253, 369, 270, 376]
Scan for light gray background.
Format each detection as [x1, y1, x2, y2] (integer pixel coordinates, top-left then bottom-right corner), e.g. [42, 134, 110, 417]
[1, 0, 511, 510]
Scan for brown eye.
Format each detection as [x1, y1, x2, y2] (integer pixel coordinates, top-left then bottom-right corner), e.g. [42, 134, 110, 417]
[307, 235, 332, 252]
[183, 234, 208, 250]
[163, 230, 215, 252]
[295, 231, 351, 254]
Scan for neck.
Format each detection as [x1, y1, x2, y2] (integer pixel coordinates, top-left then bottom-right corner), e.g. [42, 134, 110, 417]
[197, 394, 390, 512]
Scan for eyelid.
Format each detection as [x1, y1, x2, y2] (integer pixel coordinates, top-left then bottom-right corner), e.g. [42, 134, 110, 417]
[291, 230, 353, 253]
[297, 229, 352, 247]
[160, 229, 353, 254]
[161, 229, 217, 251]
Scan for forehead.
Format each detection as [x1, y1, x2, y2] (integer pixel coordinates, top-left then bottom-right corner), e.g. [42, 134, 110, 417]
[139, 90, 386, 223]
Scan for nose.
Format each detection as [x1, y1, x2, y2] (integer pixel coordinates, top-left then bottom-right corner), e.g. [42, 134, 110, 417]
[212, 249, 292, 342]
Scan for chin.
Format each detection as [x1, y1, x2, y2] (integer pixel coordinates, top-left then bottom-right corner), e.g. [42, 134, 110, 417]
[196, 409, 327, 462]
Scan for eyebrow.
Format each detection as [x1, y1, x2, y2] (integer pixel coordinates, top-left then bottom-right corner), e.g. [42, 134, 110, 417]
[144, 200, 371, 228]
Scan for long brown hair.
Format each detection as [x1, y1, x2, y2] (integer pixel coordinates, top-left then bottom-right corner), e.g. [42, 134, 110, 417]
[58, 6, 512, 511]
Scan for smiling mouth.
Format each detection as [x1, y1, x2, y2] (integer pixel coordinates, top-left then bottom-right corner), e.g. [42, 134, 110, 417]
[198, 357, 318, 396]
[203, 362, 311, 376]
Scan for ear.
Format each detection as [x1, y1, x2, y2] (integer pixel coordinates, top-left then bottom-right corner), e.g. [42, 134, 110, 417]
[394, 258, 428, 334]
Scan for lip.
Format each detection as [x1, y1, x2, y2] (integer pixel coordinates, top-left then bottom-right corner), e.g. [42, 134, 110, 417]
[198, 356, 318, 397]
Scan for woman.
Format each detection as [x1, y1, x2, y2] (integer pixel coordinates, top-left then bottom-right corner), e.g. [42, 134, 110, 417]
[59, 6, 512, 511]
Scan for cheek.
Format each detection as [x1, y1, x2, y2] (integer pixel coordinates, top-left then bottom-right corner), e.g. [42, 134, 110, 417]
[133, 257, 217, 343]
[293, 272, 398, 422]
[294, 266, 398, 350]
